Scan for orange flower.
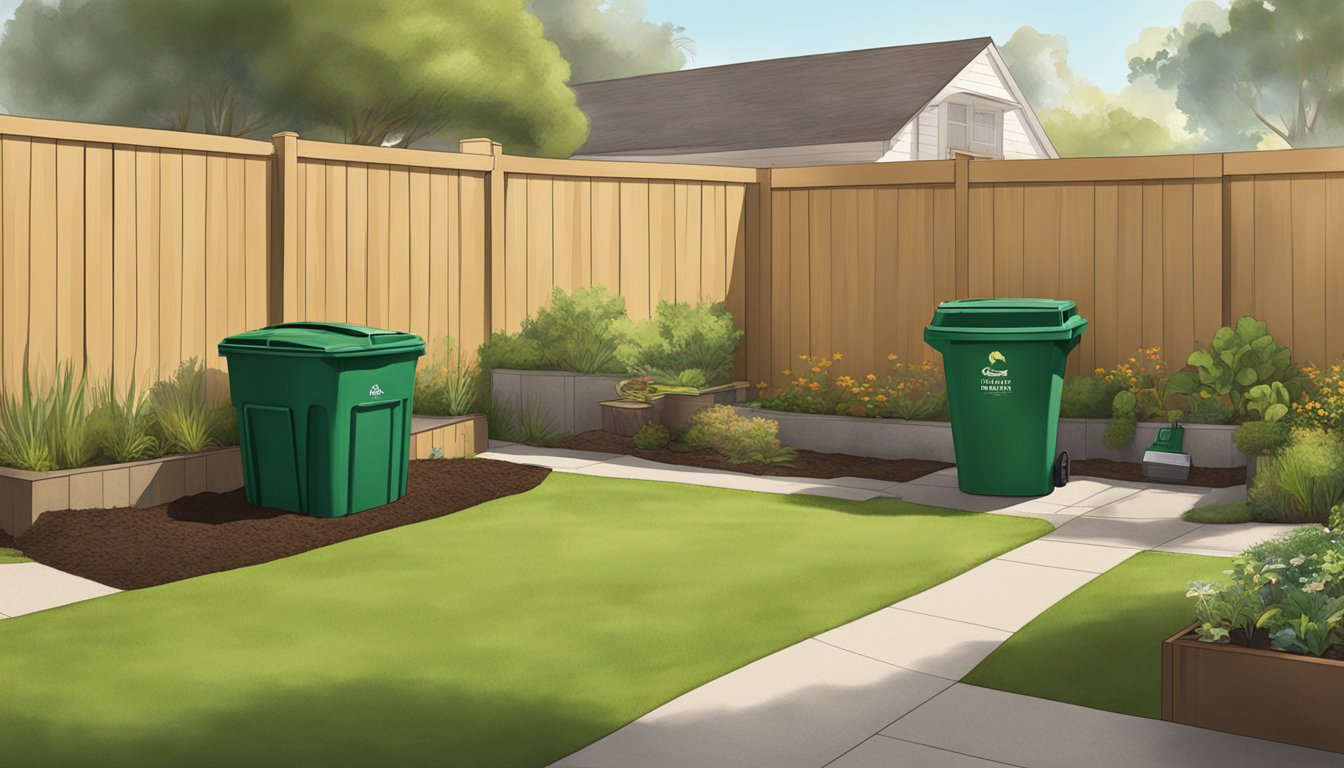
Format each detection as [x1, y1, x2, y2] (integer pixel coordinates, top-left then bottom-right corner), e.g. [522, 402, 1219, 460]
[808, 382, 821, 391]
[757, 381, 768, 389]
[876, 395, 887, 402]
[865, 373, 877, 381]
[811, 366, 821, 373]
[851, 387, 861, 394]
[887, 353, 898, 362]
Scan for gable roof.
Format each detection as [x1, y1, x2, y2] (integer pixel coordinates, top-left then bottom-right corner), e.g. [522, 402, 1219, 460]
[572, 37, 993, 156]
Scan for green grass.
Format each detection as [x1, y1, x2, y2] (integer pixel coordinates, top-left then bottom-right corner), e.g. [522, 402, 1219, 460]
[0, 473, 1048, 768]
[0, 546, 29, 564]
[963, 551, 1232, 718]
[1182, 499, 1252, 524]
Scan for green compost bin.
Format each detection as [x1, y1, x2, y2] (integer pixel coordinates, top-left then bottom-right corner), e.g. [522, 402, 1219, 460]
[218, 322, 425, 517]
[924, 299, 1087, 496]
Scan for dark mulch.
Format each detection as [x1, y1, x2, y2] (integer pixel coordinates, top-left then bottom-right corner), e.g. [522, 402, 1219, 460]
[557, 430, 953, 483]
[0, 529, 17, 550]
[1070, 458, 1245, 488]
[557, 431, 1246, 489]
[15, 459, 549, 590]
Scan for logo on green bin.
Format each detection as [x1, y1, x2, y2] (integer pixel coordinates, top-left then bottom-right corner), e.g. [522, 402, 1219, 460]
[369, 384, 384, 397]
[979, 351, 1012, 395]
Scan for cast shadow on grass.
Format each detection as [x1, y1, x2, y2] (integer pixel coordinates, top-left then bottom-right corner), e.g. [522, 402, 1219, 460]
[4, 677, 613, 768]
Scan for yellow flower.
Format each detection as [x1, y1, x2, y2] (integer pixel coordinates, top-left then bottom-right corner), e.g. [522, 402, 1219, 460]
[800, 354, 810, 361]
[876, 395, 887, 402]
[887, 353, 898, 362]
[851, 387, 861, 394]
[782, 369, 792, 376]
[1094, 368, 1105, 375]
[757, 381, 768, 389]
[1199, 390, 1211, 399]
[866, 373, 877, 381]
[833, 352, 844, 360]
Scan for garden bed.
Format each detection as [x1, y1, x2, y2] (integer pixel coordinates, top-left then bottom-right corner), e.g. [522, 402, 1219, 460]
[559, 430, 952, 482]
[12, 458, 548, 590]
[1067, 458, 1244, 488]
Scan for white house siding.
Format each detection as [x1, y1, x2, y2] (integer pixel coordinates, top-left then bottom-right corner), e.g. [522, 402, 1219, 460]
[1000, 110, 1040, 159]
[918, 47, 1050, 160]
[916, 105, 941, 160]
[880, 122, 915, 162]
[934, 49, 1014, 103]
[574, 140, 888, 168]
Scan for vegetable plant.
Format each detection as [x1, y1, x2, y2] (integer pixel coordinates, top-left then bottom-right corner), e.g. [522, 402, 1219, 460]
[1166, 316, 1305, 416]
[682, 405, 796, 464]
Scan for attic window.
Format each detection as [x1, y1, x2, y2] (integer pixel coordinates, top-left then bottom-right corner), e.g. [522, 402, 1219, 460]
[943, 97, 1002, 158]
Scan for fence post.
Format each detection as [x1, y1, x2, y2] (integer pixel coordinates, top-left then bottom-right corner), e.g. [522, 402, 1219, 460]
[271, 131, 299, 323]
[953, 152, 971, 299]
[459, 138, 503, 342]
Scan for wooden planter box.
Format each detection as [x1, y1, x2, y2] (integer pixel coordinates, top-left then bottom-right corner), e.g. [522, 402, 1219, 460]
[0, 414, 485, 537]
[599, 399, 663, 437]
[1163, 624, 1344, 754]
[660, 381, 750, 430]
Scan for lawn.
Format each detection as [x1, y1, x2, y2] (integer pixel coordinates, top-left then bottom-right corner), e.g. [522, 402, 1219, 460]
[962, 550, 1233, 718]
[0, 472, 1048, 768]
[0, 546, 29, 564]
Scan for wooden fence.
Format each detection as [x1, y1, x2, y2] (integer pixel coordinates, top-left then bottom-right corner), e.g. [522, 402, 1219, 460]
[0, 112, 1341, 399]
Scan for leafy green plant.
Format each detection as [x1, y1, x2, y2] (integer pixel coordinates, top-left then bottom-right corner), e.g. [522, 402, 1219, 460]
[1180, 393, 1236, 425]
[1233, 419, 1291, 457]
[514, 402, 566, 447]
[44, 362, 96, 469]
[1246, 380, 1294, 422]
[148, 358, 225, 454]
[87, 374, 160, 463]
[614, 300, 743, 388]
[0, 362, 100, 471]
[682, 404, 796, 464]
[615, 375, 660, 403]
[1250, 429, 1344, 524]
[1060, 374, 1123, 419]
[1166, 316, 1306, 415]
[0, 368, 56, 471]
[416, 337, 479, 417]
[632, 422, 671, 450]
[477, 287, 627, 375]
[1103, 391, 1138, 449]
[476, 330, 543, 372]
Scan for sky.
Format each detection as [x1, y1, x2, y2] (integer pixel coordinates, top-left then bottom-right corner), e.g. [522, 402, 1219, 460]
[642, 0, 1213, 93]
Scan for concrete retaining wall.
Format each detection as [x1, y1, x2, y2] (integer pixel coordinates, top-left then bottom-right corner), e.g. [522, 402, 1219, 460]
[490, 369, 623, 436]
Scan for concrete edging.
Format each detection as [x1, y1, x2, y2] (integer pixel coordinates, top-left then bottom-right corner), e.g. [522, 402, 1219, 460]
[0, 413, 486, 536]
[490, 368, 624, 435]
[734, 406, 1244, 468]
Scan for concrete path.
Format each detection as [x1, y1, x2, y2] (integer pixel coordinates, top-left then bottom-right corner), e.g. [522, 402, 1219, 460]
[471, 445, 1333, 767]
[0, 561, 119, 619]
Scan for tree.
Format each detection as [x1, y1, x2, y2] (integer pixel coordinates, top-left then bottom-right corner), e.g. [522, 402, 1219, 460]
[1041, 107, 1191, 157]
[526, 0, 694, 83]
[1130, 0, 1344, 148]
[0, 0, 588, 156]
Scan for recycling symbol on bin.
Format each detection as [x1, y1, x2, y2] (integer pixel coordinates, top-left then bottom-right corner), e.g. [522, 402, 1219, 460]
[981, 351, 1008, 377]
[369, 384, 384, 397]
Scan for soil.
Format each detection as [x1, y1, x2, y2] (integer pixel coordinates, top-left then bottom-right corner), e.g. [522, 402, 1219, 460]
[0, 529, 17, 550]
[1069, 458, 1245, 488]
[558, 430, 953, 482]
[555, 431, 1247, 488]
[14, 459, 549, 590]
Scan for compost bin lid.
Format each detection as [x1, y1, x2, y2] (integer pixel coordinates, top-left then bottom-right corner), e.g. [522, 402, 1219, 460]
[924, 298, 1087, 342]
[218, 322, 426, 357]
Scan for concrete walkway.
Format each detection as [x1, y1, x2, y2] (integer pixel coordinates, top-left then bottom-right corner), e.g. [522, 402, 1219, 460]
[0, 561, 119, 619]
[472, 444, 1332, 767]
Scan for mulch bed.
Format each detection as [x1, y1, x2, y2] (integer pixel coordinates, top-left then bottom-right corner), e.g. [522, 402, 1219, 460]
[0, 529, 17, 550]
[1069, 458, 1245, 488]
[557, 430, 953, 482]
[14, 459, 549, 590]
[557, 431, 1246, 488]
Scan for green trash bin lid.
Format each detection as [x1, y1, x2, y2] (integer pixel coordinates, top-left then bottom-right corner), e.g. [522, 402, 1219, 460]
[219, 322, 426, 358]
[925, 298, 1087, 342]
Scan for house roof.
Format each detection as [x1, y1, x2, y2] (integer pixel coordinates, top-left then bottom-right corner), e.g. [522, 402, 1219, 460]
[572, 37, 993, 156]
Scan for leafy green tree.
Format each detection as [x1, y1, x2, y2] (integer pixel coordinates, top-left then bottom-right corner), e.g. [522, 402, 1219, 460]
[0, 0, 588, 156]
[1131, 0, 1344, 148]
[526, 0, 694, 84]
[1040, 106, 1194, 157]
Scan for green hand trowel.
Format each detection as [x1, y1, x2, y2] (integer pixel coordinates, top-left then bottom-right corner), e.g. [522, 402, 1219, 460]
[1142, 419, 1191, 483]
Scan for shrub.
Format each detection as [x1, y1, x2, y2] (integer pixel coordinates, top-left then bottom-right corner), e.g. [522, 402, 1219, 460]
[632, 422, 671, 450]
[476, 286, 626, 375]
[613, 300, 743, 387]
[1166, 316, 1306, 416]
[758, 353, 947, 420]
[682, 405, 796, 464]
[148, 358, 229, 454]
[1097, 348, 1178, 447]
[514, 402, 567, 447]
[1293, 359, 1344, 434]
[1181, 393, 1236, 425]
[1103, 412, 1137, 449]
[416, 337, 478, 417]
[1187, 529, 1344, 658]
[1249, 429, 1344, 524]
[0, 363, 98, 472]
[1060, 374, 1123, 419]
[1233, 420, 1291, 457]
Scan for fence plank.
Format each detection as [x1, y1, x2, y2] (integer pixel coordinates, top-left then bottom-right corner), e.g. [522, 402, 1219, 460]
[325, 163, 348, 324]
[552, 178, 575, 294]
[1092, 184, 1118, 369]
[409, 169, 430, 344]
[1141, 181, 1165, 353]
[1290, 174, 1327, 366]
[54, 143, 84, 374]
[459, 173, 488, 356]
[874, 189, 899, 365]
[769, 190, 789, 383]
[788, 190, 810, 362]
[226, 155, 246, 351]
[85, 146, 114, 386]
[701, 184, 726, 305]
[427, 170, 449, 357]
[111, 146, 135, 390]
[808, 189, 832, 357]
[345, 164, 368, 325]
[830, 188, 856, 367]
[674, 182, 700, 303]
[180, 152, 207, 379]
[302, 161, 326, 321]
[993, 185, 1023, 296]
[1115, 182, 1143, 364]
[1022, 184, 1060, 300]
[158, 150, 183, 376]
[967, 185, 994, 298]
[591, 178, 620, 304]
[619, 180, 649, 319]
[1253, 176, 1294, 348]
[388, 167, 411, 331]
[205, 154, 228, 399]
[854, 188, 877, 377]
[1059, 183, 1094, 375]
[526, 175, 554, 319]
[366, 165, 390, 329]
[133, 149, 159, 383]
[1162, 181, 1195, 370]
[244, 156, 269, 329]
[649, 180, 676, 306]
[1191, 178, 1222, 357]
[1328, 175, 1344, 364]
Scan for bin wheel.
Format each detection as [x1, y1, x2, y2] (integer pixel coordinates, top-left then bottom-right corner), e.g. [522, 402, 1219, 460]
[1053, 451, 1070, 488]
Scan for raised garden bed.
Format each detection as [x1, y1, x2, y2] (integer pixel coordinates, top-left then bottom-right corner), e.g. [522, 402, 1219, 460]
[12, 457, 547, 589]
[0, 414, 486, 537]
[735, 406, 1245, 469]
[490, 368, 623, 434]
[1163, 624, 1344, 754]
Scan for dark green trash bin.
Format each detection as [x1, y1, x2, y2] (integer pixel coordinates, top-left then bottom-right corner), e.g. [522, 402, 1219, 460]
[219, 322, 426, 517]
[925, 299, 1087, 496]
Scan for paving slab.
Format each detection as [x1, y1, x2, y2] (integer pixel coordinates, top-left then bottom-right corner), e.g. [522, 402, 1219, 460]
[550, 639, 951, 768]
[880, 484, 1040, 515]
[0, 562, 119, 617]
[1082, 487, 1206, 520]
[828, 735, 1015, 767]
[1064, 484, 1144, 509]
[1043, 516, 1203, 550]
[1189, 484, 1248, 509]
[1154, 522, 1299, 557]
[785, 475, 901, 492]
[907, 469, 960, 488]
[1037, 479, 1124, 507]
[572, 457, 810, 494]
[786, 484, 885, 502]
[816, 607, 1011, 681]
[883, 684, 1341, 768]
[893, 559, 1098, 633]
[476, 444, 622, 470]
[994, 539, 1141, 574]
[486, 439, 517, 449]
